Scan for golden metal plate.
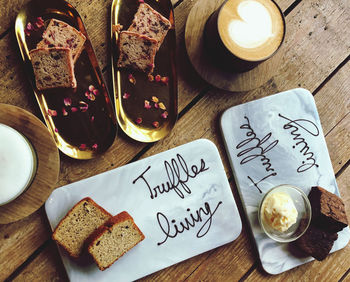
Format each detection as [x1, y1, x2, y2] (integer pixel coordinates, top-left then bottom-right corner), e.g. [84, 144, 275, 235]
[15, 0, 117, 159]
[111, 0, 177, 142]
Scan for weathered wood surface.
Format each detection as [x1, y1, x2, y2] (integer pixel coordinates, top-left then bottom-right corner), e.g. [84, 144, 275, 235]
[0, 0, 349, 281]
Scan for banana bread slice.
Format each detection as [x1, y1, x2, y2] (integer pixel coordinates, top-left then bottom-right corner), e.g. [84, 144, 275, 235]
[128, 3, 171, 50]
[37, 18, 86, 63]
[30, 47, 76, 91]
[86, 211, 145, 271]
[117, 31, 158, 73]
[52, 197, 112, 258]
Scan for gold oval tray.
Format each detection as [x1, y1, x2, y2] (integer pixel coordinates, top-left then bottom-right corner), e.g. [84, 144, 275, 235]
[111, 0, 177, 142]
[0, 103, 60, 224]
[15, 0, 117, 159]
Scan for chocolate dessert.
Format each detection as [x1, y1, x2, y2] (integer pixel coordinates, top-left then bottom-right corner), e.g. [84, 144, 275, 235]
[309, 186, 348, 232]
[295, 224, 338, 261]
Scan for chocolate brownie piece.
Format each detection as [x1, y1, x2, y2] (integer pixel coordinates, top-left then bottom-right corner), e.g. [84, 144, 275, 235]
[30, 47, 76, 91]
[37, 19, 86, 63]
[117, 31, 158, 73]
[308, 186, 348, 232]
[295, 224, 338, 261]
[128, 3, 171, 50]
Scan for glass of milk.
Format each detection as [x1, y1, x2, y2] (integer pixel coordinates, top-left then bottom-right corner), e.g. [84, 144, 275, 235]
[0, 123, 37, 206]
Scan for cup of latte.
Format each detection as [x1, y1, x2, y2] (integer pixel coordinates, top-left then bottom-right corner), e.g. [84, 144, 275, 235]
[204, 0, 285, 72]
[0, 123, 37, 206]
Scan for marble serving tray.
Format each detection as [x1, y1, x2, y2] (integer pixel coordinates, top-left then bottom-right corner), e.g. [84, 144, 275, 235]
[220, 88, 350, 275]
[45, 139, 242, 281]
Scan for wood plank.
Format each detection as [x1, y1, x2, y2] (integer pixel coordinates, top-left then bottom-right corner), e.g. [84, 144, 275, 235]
[316, 62, 350, 135]
[327, 114, 350, 174]
[257, 0, 350, 94]
[11, 241, 68, 282]
[0, 207, 50, 281]
[0, 0, 30, 35]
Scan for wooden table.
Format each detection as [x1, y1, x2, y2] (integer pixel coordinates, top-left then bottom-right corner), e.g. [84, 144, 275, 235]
[0, 0, 349, 281]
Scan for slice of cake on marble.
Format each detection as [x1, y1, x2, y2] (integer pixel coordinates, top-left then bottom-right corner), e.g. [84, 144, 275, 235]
[128, 3, 171, 50]
[37, 18, 86, 63]
[30, 47, 76, 91]
[52, 197, 112, 258]
[117, 31, 158, 73]
[86, 211, 145, 270]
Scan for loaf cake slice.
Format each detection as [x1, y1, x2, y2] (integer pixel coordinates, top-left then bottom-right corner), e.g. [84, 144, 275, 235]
[87, 211, 145, 271]
[308, 186, 348, 232]
[128, 3, 171, 50]
[52, 197, 112, 258]
[30, 47, 76, 91]
[37, 18, 86, 63]
[117, 31, 158, 73]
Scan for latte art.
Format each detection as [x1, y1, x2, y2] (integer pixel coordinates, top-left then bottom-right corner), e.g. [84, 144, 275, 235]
[218, 0, 285, 61]
[228, 1, 273, 49]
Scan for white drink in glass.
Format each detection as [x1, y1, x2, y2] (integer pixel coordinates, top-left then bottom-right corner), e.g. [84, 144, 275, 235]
[0, 123, 37, 206]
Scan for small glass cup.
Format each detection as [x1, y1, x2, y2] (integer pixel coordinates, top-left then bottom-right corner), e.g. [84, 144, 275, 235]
[258, 184, 311, 243]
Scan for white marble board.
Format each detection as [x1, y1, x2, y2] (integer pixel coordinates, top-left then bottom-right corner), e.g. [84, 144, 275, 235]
[45, 139, 242, 281]
[220, 88, 350, 274]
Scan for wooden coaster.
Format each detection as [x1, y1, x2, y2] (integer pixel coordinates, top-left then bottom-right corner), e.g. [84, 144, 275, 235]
[185, 0, 283, 92]
[0, 104, 60, 224]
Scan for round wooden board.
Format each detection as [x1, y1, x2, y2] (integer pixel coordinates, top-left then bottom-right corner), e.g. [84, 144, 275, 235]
[0, 103, 60, 224]
[185, 0, 284, 92]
